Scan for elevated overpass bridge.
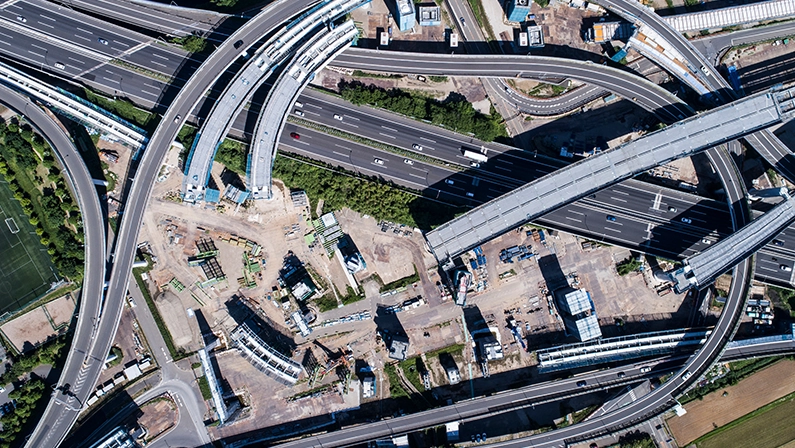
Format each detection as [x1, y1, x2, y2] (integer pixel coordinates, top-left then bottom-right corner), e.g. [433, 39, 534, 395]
[248, 20, 358, 200]
[182, 0, 369, 203]
[673, 194, 795, 292]
[426, 85, 795, 270]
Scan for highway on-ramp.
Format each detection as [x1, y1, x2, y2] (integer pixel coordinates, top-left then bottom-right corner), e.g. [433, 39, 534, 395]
[0, 83, 106, 448]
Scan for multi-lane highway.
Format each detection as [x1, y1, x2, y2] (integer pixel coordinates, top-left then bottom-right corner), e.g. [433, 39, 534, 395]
[0, 84, 106, 448]
[6, 0, 792, 446]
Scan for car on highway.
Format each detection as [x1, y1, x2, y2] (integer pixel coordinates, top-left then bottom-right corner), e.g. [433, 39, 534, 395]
[98, 38, 109, 45]
[290, 132, 300, 139]
[295, 101, 303, 108]
[470, 161, 481, 168]
[174, 114, 181, 124]
[681, 370, 693, 381]
[681, 217, 692, 224]
[54, 62, 65, 70]
[404, 159, 414, 165]
[374, 158, 384, 165]
[702, 238, 711, 244]
[617, 371, 626, 378]
[445, 179, 454, 185]
[576, 380, 587, 387]
[606, 215, 617, 222]
[668, 206, 677, 212]
[294, 109, 304, 117]
[781, 265, 792, 272]
[773, 239, 785, 247]
[460, 17, 466, 26]
[333, 114, 343, 121]
[640, 366, 652, 373]
[16, 16, 26, 23]
[234, 39, 244, 49]
[412, 143, 423, 151]
[466, 192, 474, 198]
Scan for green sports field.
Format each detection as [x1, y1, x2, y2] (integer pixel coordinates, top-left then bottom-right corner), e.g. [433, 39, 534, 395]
[0, 179, 58, 315]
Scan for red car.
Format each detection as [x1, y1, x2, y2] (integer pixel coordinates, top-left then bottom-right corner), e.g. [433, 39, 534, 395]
[290, 132, 300, 139]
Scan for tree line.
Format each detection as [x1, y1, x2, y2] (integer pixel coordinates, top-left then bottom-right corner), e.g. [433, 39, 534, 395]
[338, 80, 508, 142]
[0, 119, 85, 281]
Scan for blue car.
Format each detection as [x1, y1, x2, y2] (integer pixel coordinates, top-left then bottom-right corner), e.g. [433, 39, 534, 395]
[606, 215, 617, 222]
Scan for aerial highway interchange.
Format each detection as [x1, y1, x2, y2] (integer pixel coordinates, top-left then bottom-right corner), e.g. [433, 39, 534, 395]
[0, 0, 794, 447]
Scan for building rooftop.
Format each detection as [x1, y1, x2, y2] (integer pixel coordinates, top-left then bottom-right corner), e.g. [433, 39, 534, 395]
[570, 314, 602, 341]
[558, 288, 592, 316]
[388, 337, 409, 360]
[397, 0, 413, 14]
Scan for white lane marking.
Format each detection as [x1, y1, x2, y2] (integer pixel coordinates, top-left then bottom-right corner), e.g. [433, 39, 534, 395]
[68, 56, 85, 64]
[141, 90, 156, 97]
[112, 40, 130, 48]
[334, 144, 353, 151]
[307, 103, 322, 109]
[31, 43, 48, 51]
[652, 193, 662, 210]
[610, 196, 627, 203]
[37, 21, 54, 29]
[28, 50, 45, 58]
[332, 151, 347, 157]
[566, 217, 582, 222]
[74, 34, 91, 42]
[497, 159, 513, 165]
[613, 190, 630, 195]
[102, 76, 119, 83]
[152, 53, 169, 60]
[605, 227, 622, 233]
[420, 136, 436, 143]
[378, 132, 396, 139]
[39, 14, 56, 21]
[494, 165, 511, 172]
[409, 173, 424, 180]
[343, 122, 358, 128]
[0, 31, 12, 39]
[0, 40, 8, 45]
[144, 82, 160, 89]
[567, 210, 584, 215]
[150, 60, 167, 68]
[381, 126, 398, 132]
[76, 27, 94, 34]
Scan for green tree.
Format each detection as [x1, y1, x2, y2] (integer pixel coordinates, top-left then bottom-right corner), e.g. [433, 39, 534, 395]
[211, 0, 238, 6]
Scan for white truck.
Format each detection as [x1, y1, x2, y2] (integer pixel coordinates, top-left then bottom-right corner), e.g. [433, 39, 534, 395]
[462, 147, 488, 163]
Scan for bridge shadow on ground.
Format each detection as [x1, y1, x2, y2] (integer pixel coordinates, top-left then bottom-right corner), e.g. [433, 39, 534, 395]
[217, 310, 704, 447]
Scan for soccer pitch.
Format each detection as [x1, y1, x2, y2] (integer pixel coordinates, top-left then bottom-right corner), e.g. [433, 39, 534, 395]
[0, 180, 58, 315]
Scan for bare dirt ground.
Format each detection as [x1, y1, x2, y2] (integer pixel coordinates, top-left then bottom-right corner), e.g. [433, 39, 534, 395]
[666, 359, 795, 445]
[0, 293, 75, 352]
[137, 395, 178, 443]
[44, 293, 76, 328]
[211, 350, 359, 440]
